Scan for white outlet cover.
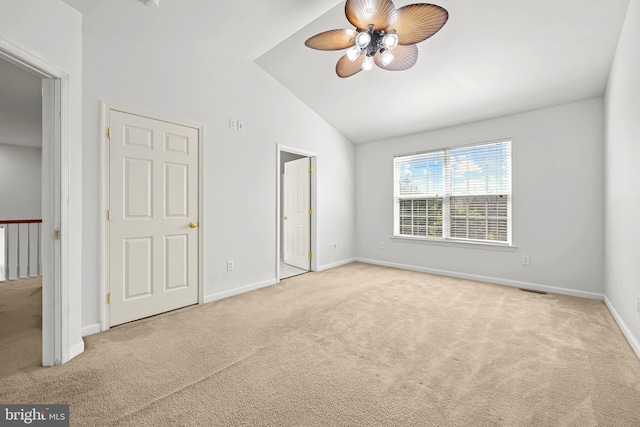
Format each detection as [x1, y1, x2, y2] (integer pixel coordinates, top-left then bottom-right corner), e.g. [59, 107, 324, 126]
[229, 119, 237, 130]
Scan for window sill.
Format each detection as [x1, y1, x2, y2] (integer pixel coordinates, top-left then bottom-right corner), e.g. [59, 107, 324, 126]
[390, 236, 518, 251]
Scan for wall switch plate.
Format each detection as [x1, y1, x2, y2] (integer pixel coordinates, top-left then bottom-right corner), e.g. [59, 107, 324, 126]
[379, 242, 385, 249]
[637, 295, 640, 313]
[227, 260, 234, 271]
[522, 255, 530, 266]
[237, 121, 244, 131]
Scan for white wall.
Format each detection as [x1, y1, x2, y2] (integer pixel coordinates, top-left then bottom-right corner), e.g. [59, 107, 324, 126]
[80, 33, 355, 329]
[0, 0, 83, 362]
[0, 58, 42, 148]
[604, 0, 640, 357]
[356, 98, 605, 298]
[0, 144, 41, 219]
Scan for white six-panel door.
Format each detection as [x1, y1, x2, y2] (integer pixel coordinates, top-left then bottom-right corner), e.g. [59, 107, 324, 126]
[283, 157, 311, 271]
[108, 110, 198, 326]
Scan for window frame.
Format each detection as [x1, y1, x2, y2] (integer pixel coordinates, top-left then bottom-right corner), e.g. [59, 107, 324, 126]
[393, 139, 513, 247]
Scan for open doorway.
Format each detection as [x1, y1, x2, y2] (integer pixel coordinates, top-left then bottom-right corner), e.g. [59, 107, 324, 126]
[276, 145, 318, 281]
[0, 39, 67, 366]
[0, 57, 44, 372]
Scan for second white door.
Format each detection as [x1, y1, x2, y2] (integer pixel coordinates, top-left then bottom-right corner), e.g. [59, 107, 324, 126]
[108, 110, 199, 326]
[283, 157, 311, 271]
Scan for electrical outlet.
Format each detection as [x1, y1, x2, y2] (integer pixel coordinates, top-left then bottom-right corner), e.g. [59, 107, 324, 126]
[237, 121, 244, 131]
[522, 255, 530, 266]
[379, 242, 385, 249]
[227, 260, 234, 271]
[229, 119, 237, 130]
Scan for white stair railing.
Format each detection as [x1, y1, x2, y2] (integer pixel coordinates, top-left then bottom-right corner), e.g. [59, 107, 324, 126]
[0, 219, 42, 281]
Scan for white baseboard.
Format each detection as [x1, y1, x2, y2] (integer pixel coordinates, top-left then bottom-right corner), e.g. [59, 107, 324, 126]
[204, 278, 277, 304]
[202, 259, 356, 304]
[317, 258, 357, 272]
[355, 258, 604, 300]
[68, 339, 85, 362]
[604, 296, 640, 360]
[81, 323, 102, 337]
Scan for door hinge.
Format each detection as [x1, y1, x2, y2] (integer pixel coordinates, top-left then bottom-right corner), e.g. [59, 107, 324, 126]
[107, 209, 112, 221]
[308, 252, 313, 259]
[308, 166, 313, 173]
[308, 209, 312, 215]
[107, 127, 112, 139]
[107, 293, 112, 304]
[54, 229, 61, 240]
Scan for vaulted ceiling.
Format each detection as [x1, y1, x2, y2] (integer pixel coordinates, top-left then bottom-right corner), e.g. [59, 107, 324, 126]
[257, 0, 630, 143]
[35, 0, 633, 144]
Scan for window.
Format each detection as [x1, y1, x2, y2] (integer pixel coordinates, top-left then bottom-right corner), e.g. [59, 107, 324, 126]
[394, 140, 511, 245]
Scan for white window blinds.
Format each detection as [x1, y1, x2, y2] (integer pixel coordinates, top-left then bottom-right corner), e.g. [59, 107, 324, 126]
[394, 151, 444, 237]
[394, 140, 512, 244]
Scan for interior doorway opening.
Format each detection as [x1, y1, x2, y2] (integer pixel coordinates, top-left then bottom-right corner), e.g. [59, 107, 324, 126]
[0, 56, 44, 373]
[0, 39, 67, 366]
[276, 145, 318, 281]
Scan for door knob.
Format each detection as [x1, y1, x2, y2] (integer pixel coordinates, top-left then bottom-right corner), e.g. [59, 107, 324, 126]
[283, 216, 288, 220]
[189, 222, 198, 228]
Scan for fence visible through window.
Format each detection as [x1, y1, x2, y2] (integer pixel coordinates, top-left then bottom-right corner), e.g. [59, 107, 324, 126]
[393, 140, 512, 245]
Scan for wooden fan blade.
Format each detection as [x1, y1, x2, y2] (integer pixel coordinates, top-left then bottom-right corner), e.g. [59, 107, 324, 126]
[374, 44, 418, 71]
[336, 54, 365, 78]
[386, 4, 449, 45]
[305, 29, 358, 50]
[345, 0, 397, 31]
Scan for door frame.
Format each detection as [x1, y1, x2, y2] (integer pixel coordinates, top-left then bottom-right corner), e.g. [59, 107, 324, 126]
[0, 39, 67, 366]
[276, 144, 318, 281]
[100, 103, 205, 330]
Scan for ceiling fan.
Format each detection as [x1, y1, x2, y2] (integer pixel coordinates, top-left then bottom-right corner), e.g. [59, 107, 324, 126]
[305, 0, 448, 78]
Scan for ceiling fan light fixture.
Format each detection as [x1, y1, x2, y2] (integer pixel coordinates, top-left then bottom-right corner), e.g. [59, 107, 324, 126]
[362, 55, 374, 71]
[380, 49, 395, 66]
[382, 31, 398, 50]
[305, 0, 449, 77]
[346, 45, 362, 62]
[355, 32, 372, 48]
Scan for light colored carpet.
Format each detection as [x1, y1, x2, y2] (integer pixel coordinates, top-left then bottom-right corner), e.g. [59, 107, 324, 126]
[1, 262, 640, 426]
[0, 276, 42, 373]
